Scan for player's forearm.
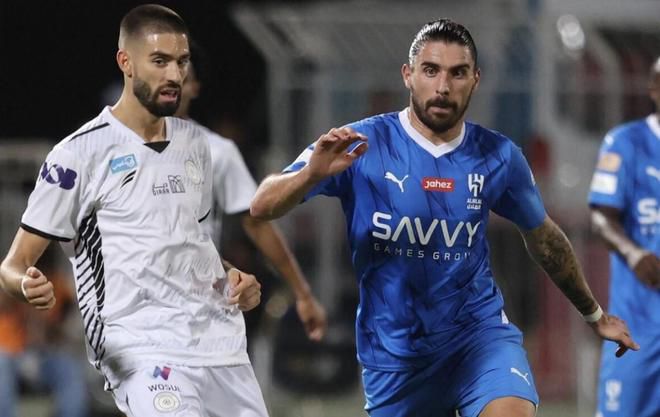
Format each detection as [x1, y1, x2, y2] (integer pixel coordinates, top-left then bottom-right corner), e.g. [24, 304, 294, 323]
[521, 216, 599, 316]
[250, 168, 319, 220]
[0, 229, 51, 301]
[590, 208, 641, 264]
[241, 216, 312, 299]
[0, 257, 28, 300]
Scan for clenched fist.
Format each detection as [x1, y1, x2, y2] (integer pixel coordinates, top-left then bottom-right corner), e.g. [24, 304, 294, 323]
[21, 266, 56, 310]
[226, 268, 261, 312]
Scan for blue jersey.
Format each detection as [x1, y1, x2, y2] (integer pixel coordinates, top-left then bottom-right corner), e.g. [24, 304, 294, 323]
[285, 109, 546, 370]
[588, 115, 660, 332]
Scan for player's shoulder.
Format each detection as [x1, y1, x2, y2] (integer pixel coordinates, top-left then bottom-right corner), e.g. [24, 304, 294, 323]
[167, 116, 208, 142]
[347, 111, 400, 135]
[466, 121, 518, 158]
[605, 117, 648, 147]
[54, 111, 112, 156]
[171, 118, 237, 150]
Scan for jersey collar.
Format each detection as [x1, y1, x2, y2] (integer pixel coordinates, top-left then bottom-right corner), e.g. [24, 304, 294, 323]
[101, 106, 173, 145]
[646, 114, 660, 140]
[398, 108, 465, 158]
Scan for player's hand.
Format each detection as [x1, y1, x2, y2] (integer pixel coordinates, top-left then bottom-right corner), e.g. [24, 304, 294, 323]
[295, 295, 327, 342]
[226, 268, 261, 311]
[589, 312, 640, 357]
[627, 249, 660, 288]
[21, 266, 55, 310]
[306, 127, 368, 180]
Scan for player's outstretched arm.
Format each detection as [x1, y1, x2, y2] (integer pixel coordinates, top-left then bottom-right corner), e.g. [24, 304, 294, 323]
[591, 205, 660, 288]
[520, 215, 640, 357]
[0, 228, 55, 310]
[241, 215, 327, 341]
[250, 127, 367, 220]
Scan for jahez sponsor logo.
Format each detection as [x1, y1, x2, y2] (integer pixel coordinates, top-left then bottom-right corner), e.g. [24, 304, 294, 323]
[422, 177, 454, 192]
[40, 163, 77, 190]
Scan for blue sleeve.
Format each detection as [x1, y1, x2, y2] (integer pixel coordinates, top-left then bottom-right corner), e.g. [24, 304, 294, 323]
[587, 131, 630, 210]
[281, 148, 351, 202]
[491, 146, 546, 230]
[282, 121, 368, 201]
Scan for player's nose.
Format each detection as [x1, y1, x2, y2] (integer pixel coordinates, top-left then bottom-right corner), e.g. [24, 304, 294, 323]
[165, 61, 184, 84]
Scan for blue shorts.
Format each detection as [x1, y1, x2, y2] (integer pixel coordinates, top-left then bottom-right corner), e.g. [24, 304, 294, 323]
[596, 332, 660, 417]
[363, 318, 539, 417]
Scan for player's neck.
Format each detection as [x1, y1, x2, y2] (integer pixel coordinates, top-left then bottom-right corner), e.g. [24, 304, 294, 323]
[408, 108, 464, 145]
[111, 93, 167, 143]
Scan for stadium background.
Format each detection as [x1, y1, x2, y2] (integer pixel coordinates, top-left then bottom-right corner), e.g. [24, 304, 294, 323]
[0, 0, 658, 416]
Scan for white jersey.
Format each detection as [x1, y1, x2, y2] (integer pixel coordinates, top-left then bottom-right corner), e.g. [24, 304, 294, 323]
[195, 122, 257, 248]
[21, 107, 249, 388]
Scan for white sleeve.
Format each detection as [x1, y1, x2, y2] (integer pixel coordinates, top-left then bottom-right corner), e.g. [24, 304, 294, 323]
[21, 146, 88, 241]
[214, 141, 257, 215]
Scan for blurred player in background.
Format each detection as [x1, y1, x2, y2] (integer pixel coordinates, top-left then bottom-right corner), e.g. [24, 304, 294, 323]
[589, 56, 660, 417]
[251, 18, 639, 417]
[0, 5, 267, 417]
[175, 47, 327, 342]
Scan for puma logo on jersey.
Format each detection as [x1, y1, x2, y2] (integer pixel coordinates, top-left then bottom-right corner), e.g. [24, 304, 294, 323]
[646, 166, 660, 182]
[385, 172, 409, 192]
[510, 367, 531, 386]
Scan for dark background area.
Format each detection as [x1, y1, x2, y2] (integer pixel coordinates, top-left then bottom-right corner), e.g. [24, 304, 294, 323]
[0, 0, 303, 142]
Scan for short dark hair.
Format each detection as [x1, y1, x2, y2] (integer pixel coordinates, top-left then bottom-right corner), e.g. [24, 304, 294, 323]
[119, 4, 188, 46]
[408, 19, 478, 68]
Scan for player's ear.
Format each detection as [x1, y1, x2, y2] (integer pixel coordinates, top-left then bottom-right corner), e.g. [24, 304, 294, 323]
[116, 49, 133, 78]
[473, 67, 481, 91]
[402, 63, 412, 89]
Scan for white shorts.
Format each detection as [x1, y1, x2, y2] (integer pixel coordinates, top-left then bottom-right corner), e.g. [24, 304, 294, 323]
[111, 362, 269, 417]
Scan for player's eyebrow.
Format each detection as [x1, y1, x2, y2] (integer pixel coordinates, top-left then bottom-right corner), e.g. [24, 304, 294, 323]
[421, 62, 471, 72]
[149, 51, 190, 61]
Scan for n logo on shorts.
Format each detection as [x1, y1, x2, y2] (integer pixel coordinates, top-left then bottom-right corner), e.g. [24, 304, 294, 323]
[153, 366, 171, 380]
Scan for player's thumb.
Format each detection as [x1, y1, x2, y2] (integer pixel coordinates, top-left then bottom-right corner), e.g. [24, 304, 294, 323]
[25, 266, 42, 279]
[226, 268, 241, 289]
[21, 267, 44, 300]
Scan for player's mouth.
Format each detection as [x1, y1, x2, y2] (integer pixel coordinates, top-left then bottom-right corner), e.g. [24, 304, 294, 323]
[428, 105, 453, 115]
[158, 88, 180, 103]
[427, 100, 456, 115]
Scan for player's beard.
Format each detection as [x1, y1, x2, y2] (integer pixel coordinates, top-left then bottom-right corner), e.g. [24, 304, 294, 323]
[133, 76, 181, 117]
[411, 86, 474, 134]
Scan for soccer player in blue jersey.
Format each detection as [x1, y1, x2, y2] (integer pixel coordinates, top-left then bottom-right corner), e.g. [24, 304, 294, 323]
[589, 57, 660, 417]
[251, 19, 639, 417]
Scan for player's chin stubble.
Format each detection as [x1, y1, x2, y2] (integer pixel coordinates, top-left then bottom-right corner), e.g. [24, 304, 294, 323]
[411, 87, 474, 135]
[133, 77, 180, 117]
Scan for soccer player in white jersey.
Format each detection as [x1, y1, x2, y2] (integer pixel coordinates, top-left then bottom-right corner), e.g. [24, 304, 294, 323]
[589, 57, 660, 417]
[0, 5, 269, 417]
[251, 19, 639, 417]
[174, 56, 327, 342]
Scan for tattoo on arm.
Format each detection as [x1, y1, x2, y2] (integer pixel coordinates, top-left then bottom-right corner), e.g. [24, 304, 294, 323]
[522, 218, 598, 315]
